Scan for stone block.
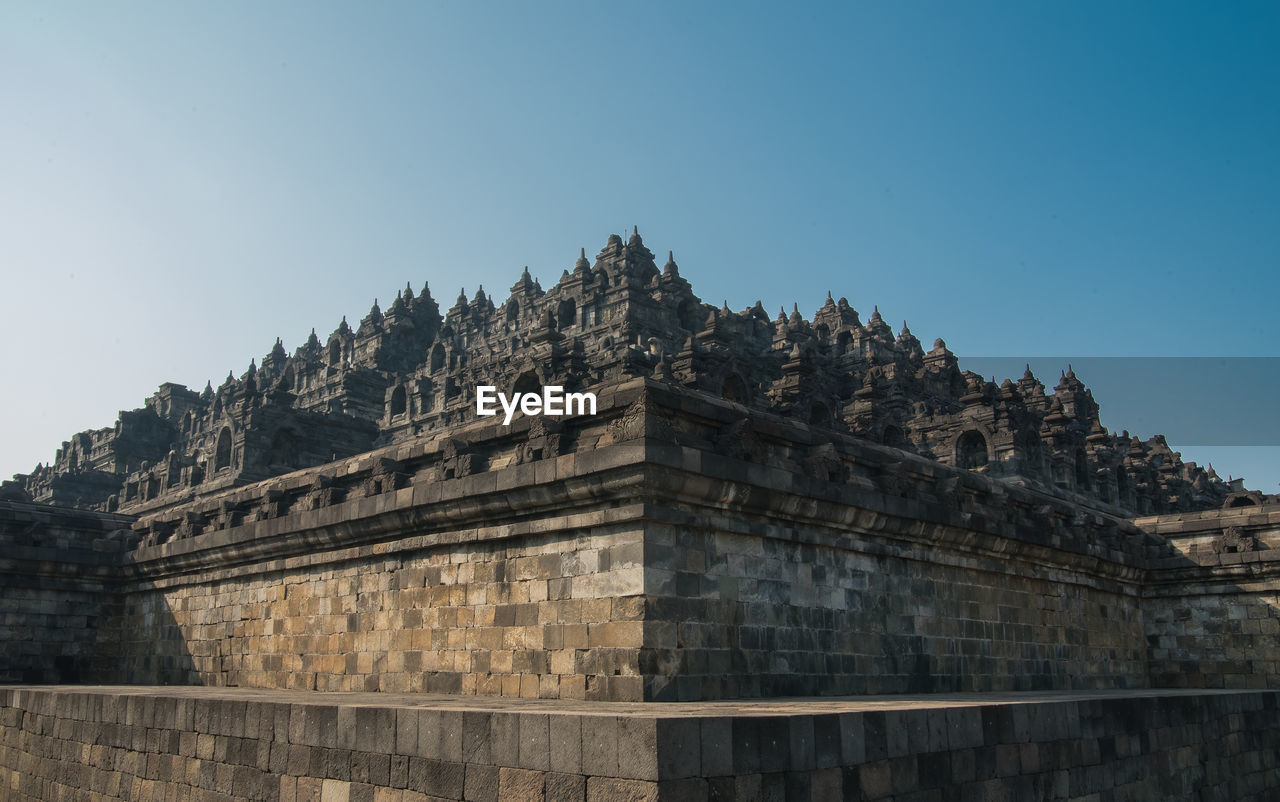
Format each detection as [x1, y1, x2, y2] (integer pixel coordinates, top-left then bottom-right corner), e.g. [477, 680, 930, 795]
[498, 767, 545, 799]
[654, 718, 699, 780]
[757, 717, 790, 774]
[463, 763, 499, 802]
[857, 760, 890, 798]
[616, 717, 658, 780]
[549, 714, 582, 774]
[395, 709, 418, 756]
[787, 716, 815, 771]
[699, 717, 733, 778]
[580, 716, 618, 778]
[321, 778, 351, 802]
[517, 713, 550, 771]
[584, 776, 659, 802]
[545, 771, 586, 802]
[731, 716, 762, 776]
[460, 712, 492, 766]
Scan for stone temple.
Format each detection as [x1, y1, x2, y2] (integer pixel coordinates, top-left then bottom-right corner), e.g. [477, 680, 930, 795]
[1, 230, 1277, 800]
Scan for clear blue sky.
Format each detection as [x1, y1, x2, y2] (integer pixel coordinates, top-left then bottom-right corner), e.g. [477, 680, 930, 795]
[2, 2, 1277, 490]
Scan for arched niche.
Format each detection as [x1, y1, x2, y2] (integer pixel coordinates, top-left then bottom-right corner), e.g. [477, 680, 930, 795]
[721, 373, 747, 404]
[882, 425, 906, 449]
[956, 430, 988, 470]
[557, 298, 576, 329]
[215, 428, 233, 471]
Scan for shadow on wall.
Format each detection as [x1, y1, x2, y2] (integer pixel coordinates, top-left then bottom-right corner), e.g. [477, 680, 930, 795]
[108, 578, 203, 686]
[1140, 510, 1280, 691]
[3, 495, 1280, 697]
[0, 500, 198, 687]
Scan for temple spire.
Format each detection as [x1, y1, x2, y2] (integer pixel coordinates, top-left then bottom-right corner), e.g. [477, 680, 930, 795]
[663, 250, 679, 277]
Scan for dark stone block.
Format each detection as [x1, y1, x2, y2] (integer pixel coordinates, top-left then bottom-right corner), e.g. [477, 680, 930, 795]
[813, 714, 841, 769]
[545, 771, 585, 802]
[863, 712, 888, 762]
[732, 716, 762, 775]
[463, 763, 499, 802]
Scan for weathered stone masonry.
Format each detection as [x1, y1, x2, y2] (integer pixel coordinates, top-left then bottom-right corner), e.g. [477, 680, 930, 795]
[3, 232, 1279, 799]
[5, 380, 1277, 702]
[0, 503, 133, 685]
[1140, 506, 1280, 690]
[12, 231, 1243, 519]
[2, 687, 1278, 801]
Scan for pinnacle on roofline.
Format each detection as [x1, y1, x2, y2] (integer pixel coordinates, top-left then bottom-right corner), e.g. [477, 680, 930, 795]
[663, 250, 679, 277]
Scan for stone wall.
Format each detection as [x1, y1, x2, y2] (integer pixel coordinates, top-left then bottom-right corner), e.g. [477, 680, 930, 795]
[637, 384, 1152, 700]
[6, 380, 1185, 701]
[1138, 506, 1280, 690]
[11, 381, 1280, 702]
[2, 686, 1277, 801]
[0, 502, 134, 684]
[113, 524, 647, 700]
[641, 520, 1145, 700]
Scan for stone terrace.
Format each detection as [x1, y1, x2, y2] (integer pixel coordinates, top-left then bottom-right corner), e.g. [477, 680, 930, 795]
[2, 685, 1277, 801]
